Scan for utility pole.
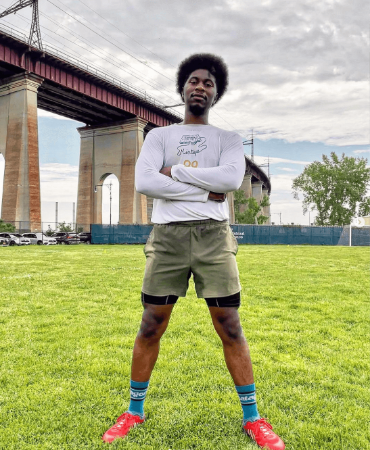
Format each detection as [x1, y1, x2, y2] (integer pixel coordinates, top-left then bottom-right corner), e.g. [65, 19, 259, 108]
[243, 129, 254, 161]
[107, 181, 113, 226]
[0, 0, 43, 50]
[94, 181, 113, 225]
[251, 129, 254, 161]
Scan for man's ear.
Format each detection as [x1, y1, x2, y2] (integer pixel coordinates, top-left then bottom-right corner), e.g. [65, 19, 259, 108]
[212, 93, 218, 106]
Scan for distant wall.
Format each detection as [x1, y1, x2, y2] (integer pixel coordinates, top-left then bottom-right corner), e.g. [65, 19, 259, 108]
[91, 224, 370, 246]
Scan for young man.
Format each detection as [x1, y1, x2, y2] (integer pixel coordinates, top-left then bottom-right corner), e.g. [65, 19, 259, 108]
[102, 53, 285, 450]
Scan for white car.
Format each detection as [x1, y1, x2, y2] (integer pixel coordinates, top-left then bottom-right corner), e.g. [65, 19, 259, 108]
[22, 232, 57, 245]
[0, 236, 10, 246]
[0, 233, 31, 246]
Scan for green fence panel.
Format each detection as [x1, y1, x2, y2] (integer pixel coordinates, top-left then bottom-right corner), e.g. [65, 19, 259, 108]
[91, 224, 369, 246]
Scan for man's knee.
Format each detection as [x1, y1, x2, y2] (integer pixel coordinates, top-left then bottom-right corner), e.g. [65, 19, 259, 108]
[138, 308, 170, 341]
[214, 311, 244, 343]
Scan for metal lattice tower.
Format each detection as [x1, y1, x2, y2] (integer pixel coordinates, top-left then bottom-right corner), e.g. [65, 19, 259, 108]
[0, 0, 43, 50]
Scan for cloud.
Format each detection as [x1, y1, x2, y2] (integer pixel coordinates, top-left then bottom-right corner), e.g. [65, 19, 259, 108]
[1, 0, 367, 226]
[253, 155, 311, 165]
[40, 163, 79, 203]
[1, 0, 366, 146]
[353, 149, 370, 154]
[269, 174, 295, 192]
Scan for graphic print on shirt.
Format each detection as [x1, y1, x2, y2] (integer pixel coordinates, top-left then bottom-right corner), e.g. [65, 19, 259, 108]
[177, 134, 207, 156]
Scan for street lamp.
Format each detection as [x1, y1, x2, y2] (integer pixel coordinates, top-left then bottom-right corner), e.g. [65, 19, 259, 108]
[94, 181, 113, 226]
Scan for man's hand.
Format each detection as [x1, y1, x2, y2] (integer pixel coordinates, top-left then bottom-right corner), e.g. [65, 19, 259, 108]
[159, 166, 172, 177]
[208, 192, 227, 203]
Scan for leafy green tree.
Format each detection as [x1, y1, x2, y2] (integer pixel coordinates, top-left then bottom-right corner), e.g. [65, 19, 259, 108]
[292, 152, 370, 226]
[45, 225, 56, 236]
[234, 189, 248, 215]
[234, 189, 270, 224]
[58, 222, 74, 232]
[0, 219, 16, 232]
[358, 197, 370, 217]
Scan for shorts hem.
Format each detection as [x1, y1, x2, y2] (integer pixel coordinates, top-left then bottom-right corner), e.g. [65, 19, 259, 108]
[142, 289, 186, 298]
[197, 288, 242, 299]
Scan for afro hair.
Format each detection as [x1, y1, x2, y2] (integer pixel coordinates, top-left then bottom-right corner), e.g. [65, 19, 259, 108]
[176, 53, 228, 105]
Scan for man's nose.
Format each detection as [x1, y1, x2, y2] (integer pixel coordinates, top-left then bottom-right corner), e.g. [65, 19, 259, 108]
[195, 84, 205, 91]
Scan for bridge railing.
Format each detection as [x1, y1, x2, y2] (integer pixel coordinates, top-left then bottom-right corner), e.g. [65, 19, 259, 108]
[0, 23, 183, 121]
[0, 22, 28, 42]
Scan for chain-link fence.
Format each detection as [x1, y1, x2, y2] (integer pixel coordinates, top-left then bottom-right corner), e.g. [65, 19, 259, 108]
[0, 221, 90, 234]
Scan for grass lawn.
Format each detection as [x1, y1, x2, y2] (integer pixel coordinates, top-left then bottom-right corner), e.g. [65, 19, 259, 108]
[0, 244, 369, 450]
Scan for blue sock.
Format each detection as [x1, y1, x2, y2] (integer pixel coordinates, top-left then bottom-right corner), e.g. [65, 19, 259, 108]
[127, 380, 149, 419]
[235, 383, 260, 425]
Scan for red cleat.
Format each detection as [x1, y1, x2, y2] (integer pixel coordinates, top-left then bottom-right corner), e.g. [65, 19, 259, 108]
[243, 418, 285, 450]
[102, 412, 145, 443]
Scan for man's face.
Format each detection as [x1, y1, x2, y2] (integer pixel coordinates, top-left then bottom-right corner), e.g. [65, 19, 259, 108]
[183, 69, 218, 116]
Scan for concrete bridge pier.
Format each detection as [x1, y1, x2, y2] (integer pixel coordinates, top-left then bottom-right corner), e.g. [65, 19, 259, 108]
[76, 118, 148, 230]
[0, 73, 43, 231]
[239, 174, 252, 213]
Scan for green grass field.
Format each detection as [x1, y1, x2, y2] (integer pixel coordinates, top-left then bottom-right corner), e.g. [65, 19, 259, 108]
[0, 245, 369, 450]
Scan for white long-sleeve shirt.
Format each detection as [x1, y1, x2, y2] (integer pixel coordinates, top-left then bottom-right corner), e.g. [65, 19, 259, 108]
[135, 123, 246, 223]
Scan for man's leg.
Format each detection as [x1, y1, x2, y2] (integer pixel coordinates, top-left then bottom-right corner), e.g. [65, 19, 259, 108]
[208, 305, 253, 386]
[208, 305, 285, 450]
[131, 302, 175, 381]
[102, 301, 175, 443]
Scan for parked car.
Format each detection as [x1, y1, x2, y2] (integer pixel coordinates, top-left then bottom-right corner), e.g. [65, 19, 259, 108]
[52, 232, 80, 245]
[0, 236, 10, 246]
[0, 233, 31, 246]
[78, 232, 91, 244]
[22, 233, 57, 245]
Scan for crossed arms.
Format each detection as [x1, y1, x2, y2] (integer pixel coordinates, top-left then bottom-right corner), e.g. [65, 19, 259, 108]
[135, 130, 245, 203]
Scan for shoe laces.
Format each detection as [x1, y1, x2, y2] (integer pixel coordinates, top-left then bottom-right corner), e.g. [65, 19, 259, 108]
[252, 418, 274, 438]
[112, 413, 135, 430]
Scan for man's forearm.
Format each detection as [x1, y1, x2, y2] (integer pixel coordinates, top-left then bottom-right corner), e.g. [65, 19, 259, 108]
[159, 167, 226, 203]
[171, 164, 244, 193]
[135, 167, 209, 202]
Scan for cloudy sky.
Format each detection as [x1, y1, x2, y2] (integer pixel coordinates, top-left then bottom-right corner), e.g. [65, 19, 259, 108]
[0, 0, 368, 226]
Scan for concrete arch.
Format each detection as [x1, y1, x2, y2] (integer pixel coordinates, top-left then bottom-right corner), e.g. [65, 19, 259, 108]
[76, 118, 148, 231]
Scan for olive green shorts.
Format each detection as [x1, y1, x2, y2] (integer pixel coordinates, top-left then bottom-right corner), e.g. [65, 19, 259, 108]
[142, 219, 241, 299]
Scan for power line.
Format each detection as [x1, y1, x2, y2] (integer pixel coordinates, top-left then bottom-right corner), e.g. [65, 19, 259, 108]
[74, 0, 176, 68]
[0, 6, 180, 103]
[36, 2, 239, 130]
[47, 0, 176, 84]
[38, 20, 178, 101]
[44, 4, 236, 131]
[0, 2, 242, 131]
[0, 0, 42, 49]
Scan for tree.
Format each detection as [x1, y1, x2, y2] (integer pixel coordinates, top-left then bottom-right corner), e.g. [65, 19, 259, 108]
[234, 189, 270, 224]
[45, 225, 55, 236]
[58, 222, 74, 232]
[292, 152, 370, 226]
[0, 219, 16, 232]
